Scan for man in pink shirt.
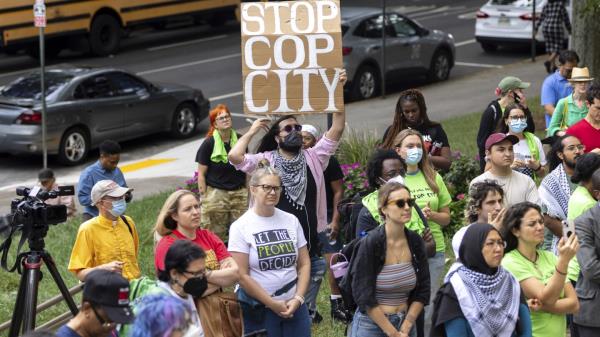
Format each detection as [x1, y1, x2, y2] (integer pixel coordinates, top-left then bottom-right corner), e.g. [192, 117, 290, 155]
[567, 82, 600, 154]
[229, 83, 346, 322]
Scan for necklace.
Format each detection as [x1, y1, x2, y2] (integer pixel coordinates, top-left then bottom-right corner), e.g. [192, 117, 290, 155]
[517, 248, 537, 264]
[388, 240, 408, 264]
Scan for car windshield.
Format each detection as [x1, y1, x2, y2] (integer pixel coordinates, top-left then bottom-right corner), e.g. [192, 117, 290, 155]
[0, 72, 73, 100]
[490, 0, 533, 6]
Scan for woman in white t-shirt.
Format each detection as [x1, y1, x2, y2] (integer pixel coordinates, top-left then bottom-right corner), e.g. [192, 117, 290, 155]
[497, 103, 547, 181]
[228, 159, 311, 337]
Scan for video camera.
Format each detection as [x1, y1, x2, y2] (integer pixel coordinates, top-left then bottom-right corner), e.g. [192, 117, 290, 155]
[9, 185, 74, 228]
[0, 185, 74, 271]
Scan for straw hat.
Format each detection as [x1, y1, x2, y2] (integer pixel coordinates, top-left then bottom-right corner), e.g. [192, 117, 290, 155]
[569, 67, 594, 82]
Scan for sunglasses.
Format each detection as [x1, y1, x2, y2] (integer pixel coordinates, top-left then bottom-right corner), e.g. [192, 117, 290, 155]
[387, 198, 416, 209]
[280, 124, 302, 133]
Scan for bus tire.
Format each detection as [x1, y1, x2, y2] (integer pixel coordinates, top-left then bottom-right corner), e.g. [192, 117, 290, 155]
[89, 14, 121, 56]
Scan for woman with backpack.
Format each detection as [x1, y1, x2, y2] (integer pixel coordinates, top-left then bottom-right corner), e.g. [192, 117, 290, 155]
[228, 160, 311, 337]
[345, 181, 429, 337]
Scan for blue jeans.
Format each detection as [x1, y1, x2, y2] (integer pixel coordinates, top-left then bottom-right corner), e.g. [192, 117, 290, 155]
[305, 255, 326, 315]
[424, 252, 445, 336]
[351, 310, 416, 337]
[243, 303, 311, 337]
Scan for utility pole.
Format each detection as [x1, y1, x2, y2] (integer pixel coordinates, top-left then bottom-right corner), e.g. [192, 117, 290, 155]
[381, 0, 387, 98]
[34, 0, 48, 169]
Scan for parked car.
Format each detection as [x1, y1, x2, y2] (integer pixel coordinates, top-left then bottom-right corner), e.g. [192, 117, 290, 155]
[475, 0, 571, 53]
[341, 7, 455, 101]
[0, 66, 209, 165]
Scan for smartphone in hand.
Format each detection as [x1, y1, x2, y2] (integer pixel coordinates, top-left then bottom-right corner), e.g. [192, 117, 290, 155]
[562, 220, 576, 239]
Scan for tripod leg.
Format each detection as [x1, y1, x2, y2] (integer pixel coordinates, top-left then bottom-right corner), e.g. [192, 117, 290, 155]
[8, 257, 29, 337]
[21, 253, 43, 335]
[42, 251, 79, 315]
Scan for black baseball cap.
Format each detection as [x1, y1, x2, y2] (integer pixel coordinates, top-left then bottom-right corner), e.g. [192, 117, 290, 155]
[83, 270, 134, 324]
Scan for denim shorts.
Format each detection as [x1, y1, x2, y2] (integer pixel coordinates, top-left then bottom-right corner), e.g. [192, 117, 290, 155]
[351, 309, 416, 337]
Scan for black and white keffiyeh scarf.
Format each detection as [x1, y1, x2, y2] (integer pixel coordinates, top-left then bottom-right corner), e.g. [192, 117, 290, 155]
[539, 164, 571, 221]
[451, 266, 520, 337]
[272, 150, 307, 208]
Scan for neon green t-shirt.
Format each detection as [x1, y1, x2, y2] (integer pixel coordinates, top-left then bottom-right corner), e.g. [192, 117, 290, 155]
[404, 171, 451, 252]
[502, 249, 568, 337]
[567, 186, 596, 221]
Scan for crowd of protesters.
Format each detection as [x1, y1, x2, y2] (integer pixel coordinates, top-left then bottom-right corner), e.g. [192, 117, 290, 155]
[27, 47, 600, 337]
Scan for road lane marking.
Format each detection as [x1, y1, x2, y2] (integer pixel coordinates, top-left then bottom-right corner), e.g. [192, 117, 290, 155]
[209, 91, 243, 101]
[459, 11, 477, 19]
[410, 6, 450, 19]
[136, 53, 241, 75]
[0, 68, 35, 79]
[120, 158, 176, 173]
[455, 39, 476, 47]
[455, 61, 503, 69]
[147, 34, 228, 51]
[415, 7, 479, 21]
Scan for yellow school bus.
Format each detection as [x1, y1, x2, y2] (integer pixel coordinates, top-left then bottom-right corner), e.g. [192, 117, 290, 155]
[0, 0, 239, 57]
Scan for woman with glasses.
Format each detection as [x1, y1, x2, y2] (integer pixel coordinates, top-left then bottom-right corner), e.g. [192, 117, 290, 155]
[431, 223, 532, 337]
[393, 129, 451, 336]
[501, 202, 580, 337]
[228, 160, 311, 337]
[154, 190, 239, 297]
[496, 103, 547, 181]
[195, 104, 248, 241]
[380, 89, 452, 171]
[547, 67, 594, 138]
[349, 181, 429, 337]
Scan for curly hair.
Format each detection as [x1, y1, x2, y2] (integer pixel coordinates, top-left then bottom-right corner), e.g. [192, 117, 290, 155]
[586, 81, 600, 105]
[571, 153, 600, 184]
[501, 202, 541, 252]
[393, 129, 439, 194]
[465, 180, 504, 223]
[381, 89, 439, 149]
[206, 104, 231, 138]
[129, 294, 192, 337]
[366, 149, 404, 190]
[256, 115, 297, 153]
[547, 135, 578, 171]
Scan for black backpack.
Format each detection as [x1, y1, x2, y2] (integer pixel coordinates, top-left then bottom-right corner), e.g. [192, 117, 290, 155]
[337, 191, 370, 244]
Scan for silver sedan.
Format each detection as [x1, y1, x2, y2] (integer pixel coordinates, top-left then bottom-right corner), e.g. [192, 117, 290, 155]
[0, 67, 209, 165]
[342, 7, 456, 101]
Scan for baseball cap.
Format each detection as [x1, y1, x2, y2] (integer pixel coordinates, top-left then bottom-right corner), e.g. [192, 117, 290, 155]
[301, 124, 319, 139]
[485, 133, 519, 151]
[91, 180, 133, 205]
[83, 269, 134, 324]
[498, 76, 530, 93]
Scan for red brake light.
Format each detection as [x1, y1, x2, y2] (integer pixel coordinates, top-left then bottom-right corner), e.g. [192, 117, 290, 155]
[342, 47, 352, 56]
[519, 13, 539, 20]
[15, 111, 42, 125]
[476, 11, 489, 19]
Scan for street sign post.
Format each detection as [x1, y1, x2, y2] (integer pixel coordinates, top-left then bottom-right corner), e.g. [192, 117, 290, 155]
[34, 0, 48, 169]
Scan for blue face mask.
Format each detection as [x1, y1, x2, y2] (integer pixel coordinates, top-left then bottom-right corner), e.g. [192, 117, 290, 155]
[405, 148, 423, 165]
[109, 199, 127, 217]
[509, 119, 527, 133]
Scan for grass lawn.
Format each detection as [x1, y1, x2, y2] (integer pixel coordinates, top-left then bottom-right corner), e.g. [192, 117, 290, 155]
[0, 97, 548, 336]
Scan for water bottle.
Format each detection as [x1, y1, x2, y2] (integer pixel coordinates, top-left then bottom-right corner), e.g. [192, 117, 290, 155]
[326, 227, 337, 246]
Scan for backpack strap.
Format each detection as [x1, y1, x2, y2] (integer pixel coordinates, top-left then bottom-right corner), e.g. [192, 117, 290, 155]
[120, 215, 133, 237]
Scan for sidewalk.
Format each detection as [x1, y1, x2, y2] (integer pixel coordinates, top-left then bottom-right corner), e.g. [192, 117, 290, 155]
[0, 57, 548, 214]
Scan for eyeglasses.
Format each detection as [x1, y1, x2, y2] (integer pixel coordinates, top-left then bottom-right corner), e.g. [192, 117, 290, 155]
[387, 198, 416, 209]
[565, 144, 585, 152]
[253, 184, 282, 193]
[216, 115, 231, 122]
[280, 124, 302, 133]
[484, 240, 507, 249]
[90, 304, 115, 328]
[183, 269, 206, 278]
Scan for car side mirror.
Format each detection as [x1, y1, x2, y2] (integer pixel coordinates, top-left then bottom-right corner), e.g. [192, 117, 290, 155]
[136, 89, 150, 99]
[419, 28, 429, 37]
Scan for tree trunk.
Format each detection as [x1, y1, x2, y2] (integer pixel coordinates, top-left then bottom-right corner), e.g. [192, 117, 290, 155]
[571, 1, 600, 78]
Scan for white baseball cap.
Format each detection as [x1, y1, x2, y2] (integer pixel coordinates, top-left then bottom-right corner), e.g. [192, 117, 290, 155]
[91, 180, 132, 205]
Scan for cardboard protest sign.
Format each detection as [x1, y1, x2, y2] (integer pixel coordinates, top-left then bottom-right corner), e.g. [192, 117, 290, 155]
[241, 0, 343, 115]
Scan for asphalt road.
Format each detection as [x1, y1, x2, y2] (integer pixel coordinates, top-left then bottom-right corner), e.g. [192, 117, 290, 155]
[0, 0, 537, 188]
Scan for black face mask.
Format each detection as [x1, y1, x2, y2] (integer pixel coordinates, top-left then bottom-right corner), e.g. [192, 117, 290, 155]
[183, 277, 208, 298]
[279, 131, 303, 153]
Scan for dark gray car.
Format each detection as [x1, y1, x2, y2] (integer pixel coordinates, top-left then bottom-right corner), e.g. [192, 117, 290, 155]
[0, 67, 209, 165]
[342, 7, 456, 100]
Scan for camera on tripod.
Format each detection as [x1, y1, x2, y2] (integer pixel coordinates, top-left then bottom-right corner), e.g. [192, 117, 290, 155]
[10, 185, 75, 228]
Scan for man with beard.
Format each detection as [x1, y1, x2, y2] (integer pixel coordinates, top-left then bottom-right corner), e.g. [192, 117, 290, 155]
[228, 106, 346, 323]
[539, 135, 585, 253]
